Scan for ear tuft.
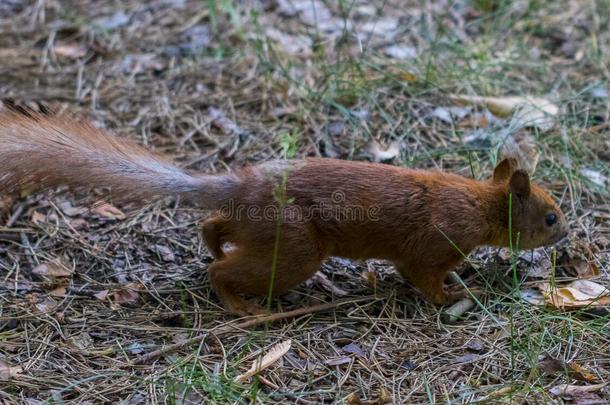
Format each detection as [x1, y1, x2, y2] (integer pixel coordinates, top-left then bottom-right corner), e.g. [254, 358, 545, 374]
[509, 170, 530, 201]
[493, 158, 519, 182]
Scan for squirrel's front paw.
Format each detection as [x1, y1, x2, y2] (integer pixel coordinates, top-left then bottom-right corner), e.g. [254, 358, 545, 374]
[429, 289, 468, 306]
[444, 287, 484, 304]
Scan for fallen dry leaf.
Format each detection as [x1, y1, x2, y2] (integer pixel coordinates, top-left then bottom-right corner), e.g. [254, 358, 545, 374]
[378, 387, 393, 404]
[342, 343, 365, 358]
[563, 257, 600, 279]
[549, 383, 607, 398]
[0, 359, 23, 381]
[365, 139, 400, 162]
[94, 289, 109, 300]
[58, 200, 87, 217]
[311, 272, 348, 297]
[539, 280, 610, 308]
[449, 94, 558, 132]
[345, 392, 361, 405]
[568, 363, 600, 383]
[48, 286, 68, 297]
[32, 261, 73, 278]
[235, 340, 291, 382]
[539, 356, 599, 383]
[68, 332, 94, 351]
[152, 244, 176, 262]
[112, 283, 141, 304]
[92, 202, 125, 220]
[53, 43, 87, 59]
[31, 211, 46, 225]
[34, 297, 58, 313]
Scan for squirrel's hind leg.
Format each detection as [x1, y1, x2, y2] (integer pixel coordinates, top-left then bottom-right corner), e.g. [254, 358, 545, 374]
[200, 215, 228, 259]
[207, 224, 323, 316]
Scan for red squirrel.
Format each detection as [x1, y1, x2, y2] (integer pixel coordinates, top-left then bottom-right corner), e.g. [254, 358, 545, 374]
[0, 106, 568, 315]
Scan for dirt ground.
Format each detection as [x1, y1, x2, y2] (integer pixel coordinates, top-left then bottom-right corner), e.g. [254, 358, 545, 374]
[1, 1, 609, 403]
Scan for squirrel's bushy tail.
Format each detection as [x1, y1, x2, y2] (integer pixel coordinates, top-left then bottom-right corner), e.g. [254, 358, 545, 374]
[0, 105, 236, 208]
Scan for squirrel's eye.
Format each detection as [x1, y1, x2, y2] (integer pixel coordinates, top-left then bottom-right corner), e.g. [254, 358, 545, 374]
[545, 213, 557, 226]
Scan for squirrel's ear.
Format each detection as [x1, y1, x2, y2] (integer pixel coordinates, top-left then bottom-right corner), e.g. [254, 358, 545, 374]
[492, 158, 519, 182]
[509, 170, 530, 201]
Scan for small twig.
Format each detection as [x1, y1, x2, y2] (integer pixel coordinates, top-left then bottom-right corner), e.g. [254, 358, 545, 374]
[5, 203, 25, 228]
[20, 232, 37, 268]
[128, 298, 370, 366]
[0, 233, 21, 242]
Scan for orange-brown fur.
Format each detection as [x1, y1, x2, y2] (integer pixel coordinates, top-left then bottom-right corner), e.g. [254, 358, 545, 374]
[0, 108, 568, 316]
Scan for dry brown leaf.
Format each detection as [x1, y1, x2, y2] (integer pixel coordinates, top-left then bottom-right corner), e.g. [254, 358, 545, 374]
[0, 360, 23, 381]
[539, 280, 610, 308]
[94, 289, 109, 300]
[53, 43, 87, 58]
[34, 297, 57, 313]
[311, 272, 348, 297]
[92, 202, 126, 220]
[32, 261, 73, 278]
[568, 362, 599, 383]
[565, 258, 600, 279]
[378, 387, 393, 404]
[68, 332, 94, 351]
[153, 244, 176, 262]
[235, 340, 291, 383]
[31, 211, 46, 225]
[549, 383, 607, 397]
[58, 200, 87, 217]
[365, 139, 400, 162]
[345, 392, 361, 405]
[449, 94, 558, 132]
[539, 357, 599, 383]
[112, 284, 140, 304]
[48, 286, 68, 297]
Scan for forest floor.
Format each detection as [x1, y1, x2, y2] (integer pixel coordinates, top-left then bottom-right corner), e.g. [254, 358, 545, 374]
[1, 0, 609, 403]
